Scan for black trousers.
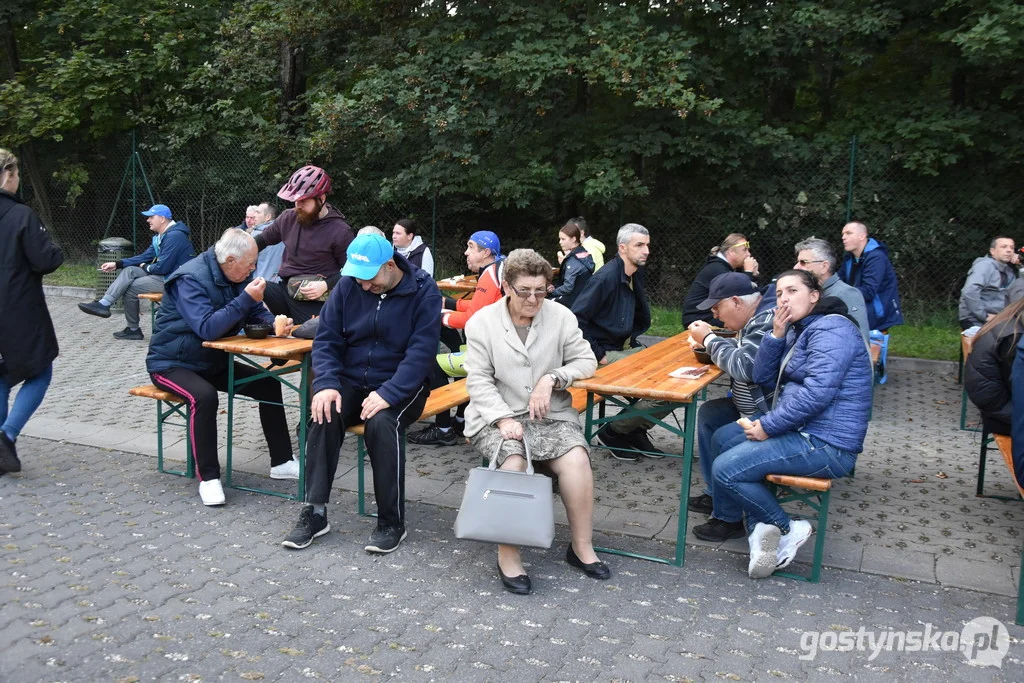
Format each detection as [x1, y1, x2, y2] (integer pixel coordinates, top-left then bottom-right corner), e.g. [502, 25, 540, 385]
[431, 326, 466, 429]
[151, 364, 293, 482]
[264, 279, 325, 325]
[304, 383, 429, 527]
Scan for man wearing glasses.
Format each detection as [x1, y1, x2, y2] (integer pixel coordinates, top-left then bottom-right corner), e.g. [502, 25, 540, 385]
[793, 237, 870, 342]
[572, 223, 669, 461]
[681, 233, 759, 327]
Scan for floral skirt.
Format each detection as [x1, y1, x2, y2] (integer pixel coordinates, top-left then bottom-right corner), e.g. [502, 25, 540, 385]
[471, 414, 590, 467]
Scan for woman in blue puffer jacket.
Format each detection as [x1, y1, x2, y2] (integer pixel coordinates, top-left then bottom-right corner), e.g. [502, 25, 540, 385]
[694, 269, 872, 580]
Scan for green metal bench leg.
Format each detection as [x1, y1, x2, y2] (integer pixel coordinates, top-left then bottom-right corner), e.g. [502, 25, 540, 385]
[769, 484, 830, 583]
[156, 399, 194, 478]
[357, 436, 368, 516]
[807, 489, 830, 583]
[1017, 543, 1024, 626]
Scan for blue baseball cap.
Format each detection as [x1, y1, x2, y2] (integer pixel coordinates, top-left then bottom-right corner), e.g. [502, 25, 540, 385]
[342, 234, 395, 280]
[141, 204, 172, 218]
[469, 231, 501, 256]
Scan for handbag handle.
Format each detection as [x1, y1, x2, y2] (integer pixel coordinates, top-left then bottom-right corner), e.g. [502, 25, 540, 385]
[487, 432, 534, 475]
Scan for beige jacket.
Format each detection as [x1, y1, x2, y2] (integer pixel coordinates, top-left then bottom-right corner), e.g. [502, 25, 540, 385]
[464, 298, 598, 437]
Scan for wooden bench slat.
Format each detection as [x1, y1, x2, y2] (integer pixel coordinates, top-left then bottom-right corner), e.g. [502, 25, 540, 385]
[129, 385, 182, 402]
[766, 474, 832, 492]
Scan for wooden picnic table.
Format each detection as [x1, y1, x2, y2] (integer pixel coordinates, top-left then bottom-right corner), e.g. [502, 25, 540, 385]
[139, 292, 164, 327]
[202, 335, 314, 499]
[574, 332, 723, 567]
[436, 275, 478, 294]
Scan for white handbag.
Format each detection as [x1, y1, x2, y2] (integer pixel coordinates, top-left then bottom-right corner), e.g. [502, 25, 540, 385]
[454, 437, 555, 549]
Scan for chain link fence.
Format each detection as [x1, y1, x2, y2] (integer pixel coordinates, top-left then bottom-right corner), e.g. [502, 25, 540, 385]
[17, 134, 1019, 310]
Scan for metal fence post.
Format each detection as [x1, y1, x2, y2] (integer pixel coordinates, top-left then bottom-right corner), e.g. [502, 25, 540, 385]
[845, 134, 858, 222]
[431, 193, 437, 256]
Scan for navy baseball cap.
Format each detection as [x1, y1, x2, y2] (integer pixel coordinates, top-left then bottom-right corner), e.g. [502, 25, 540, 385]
[141, 204, 172, 218]
[698, 272, 758, 310]
[342, 234, 395, 280]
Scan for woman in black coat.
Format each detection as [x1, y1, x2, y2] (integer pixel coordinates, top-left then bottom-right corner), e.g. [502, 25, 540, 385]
[0, 149, 64, 473]
[965, 297, 1024, 436]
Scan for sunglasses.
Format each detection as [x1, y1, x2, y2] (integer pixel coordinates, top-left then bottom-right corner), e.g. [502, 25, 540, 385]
[726, 241, 750, 250]
[510, 285, 547, 300]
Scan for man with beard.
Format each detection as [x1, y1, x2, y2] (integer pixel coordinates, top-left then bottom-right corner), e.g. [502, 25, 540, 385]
[254, 166, 356, 324]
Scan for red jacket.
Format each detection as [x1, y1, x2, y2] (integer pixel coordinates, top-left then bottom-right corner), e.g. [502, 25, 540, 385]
[443, 261, 503, 329]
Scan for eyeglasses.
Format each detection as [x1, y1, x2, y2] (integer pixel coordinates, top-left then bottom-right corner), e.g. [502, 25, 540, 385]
[726, 241, 750, 250]
[796, 259, 826, 266]
[510, 285, 547, 300]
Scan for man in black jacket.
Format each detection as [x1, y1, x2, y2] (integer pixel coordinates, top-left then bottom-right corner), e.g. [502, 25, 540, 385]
[572, 223, 668, 461]
[681, 233, 759, 327]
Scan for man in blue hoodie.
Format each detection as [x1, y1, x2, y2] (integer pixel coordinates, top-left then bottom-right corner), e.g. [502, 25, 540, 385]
[839, 221, 903, 331]
[78, 203, 194, 340]
[282, 234, 441, 554]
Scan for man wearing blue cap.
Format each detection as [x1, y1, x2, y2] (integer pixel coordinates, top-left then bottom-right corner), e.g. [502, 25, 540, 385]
[408, 230, 504, 446]
[282, 234, 441, 553]
[78, 203, 194, 340]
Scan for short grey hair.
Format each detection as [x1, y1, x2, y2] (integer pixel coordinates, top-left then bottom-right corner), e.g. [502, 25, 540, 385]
[214, 228, 256, 263]
[246, 205, 259, 214]
[616, 223, 649, 246]
[737, 292, 761, 307]
[358, 225, 386, 237]
[794, 236, 836, 275]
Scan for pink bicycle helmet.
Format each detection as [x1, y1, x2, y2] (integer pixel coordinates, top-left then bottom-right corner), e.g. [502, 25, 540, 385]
[277, 165, 332, 202]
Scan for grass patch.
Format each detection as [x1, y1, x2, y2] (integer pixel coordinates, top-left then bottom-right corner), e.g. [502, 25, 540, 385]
[44, 262, 97, 288]
[649, 301, 960, 362]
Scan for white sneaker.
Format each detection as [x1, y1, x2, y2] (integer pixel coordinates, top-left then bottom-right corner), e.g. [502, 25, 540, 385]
[270, 459, 300, 480]
[747, 522, 781, 579]
[199, 479, 226, 506]
[776, 520, 813, 570]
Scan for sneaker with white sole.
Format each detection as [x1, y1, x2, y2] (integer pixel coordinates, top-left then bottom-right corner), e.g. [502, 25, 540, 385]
[365, 525, 407, 554]
[775, 520, 813, 570]
[199, 479, 226, 506]
[270, 459, 300, 480]
[282, 505, 330, 549]
[747, 522, 781, 579]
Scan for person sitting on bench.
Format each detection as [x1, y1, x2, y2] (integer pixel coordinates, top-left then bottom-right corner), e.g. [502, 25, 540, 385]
[965, 297, 1024, 437]
[281, 234, 441, 554]
[694, 270, 872, 579]
[146, 229, 297, 507]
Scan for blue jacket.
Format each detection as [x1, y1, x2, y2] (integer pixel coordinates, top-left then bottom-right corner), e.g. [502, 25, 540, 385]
[311, 252, 441, 407]
[1012, 336, 1024, 492]
[839, 238, 903, 330]
[146, 248, 273, 375]
[120, 221, 194, 277]
[753, 300, 873, 454]
[571, 255, 651, 361]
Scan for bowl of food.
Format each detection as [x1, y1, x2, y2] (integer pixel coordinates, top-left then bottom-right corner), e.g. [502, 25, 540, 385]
[710, 327, 737, 338]
[692, 346, 713, 365]
[244, 323, 272, 339]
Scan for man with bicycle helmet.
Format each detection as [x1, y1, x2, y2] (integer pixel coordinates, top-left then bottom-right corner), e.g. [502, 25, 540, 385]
[254, 165, 355, 323]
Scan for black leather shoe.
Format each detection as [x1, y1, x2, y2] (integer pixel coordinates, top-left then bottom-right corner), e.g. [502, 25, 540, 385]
[596, 427, 640, 461]
[693, 517, 746, 542]
[497, 562, 531, 595]
[565, 544, 611, 580]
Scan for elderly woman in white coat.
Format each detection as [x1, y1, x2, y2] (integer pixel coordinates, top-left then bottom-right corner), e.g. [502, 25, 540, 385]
[464, 248, 605, 595]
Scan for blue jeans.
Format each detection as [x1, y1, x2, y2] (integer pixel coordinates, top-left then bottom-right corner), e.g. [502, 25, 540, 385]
[0, 363, 54, 441]
[711, 430, 856, 531]
[697, 398, 740, 495]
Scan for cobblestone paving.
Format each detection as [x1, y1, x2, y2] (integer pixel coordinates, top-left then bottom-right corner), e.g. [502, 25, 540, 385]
[11, 295, 1024, 595]
[1, 440, 1021, 681]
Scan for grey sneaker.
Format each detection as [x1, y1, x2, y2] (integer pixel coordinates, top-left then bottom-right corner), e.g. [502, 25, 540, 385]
[282, 505, 330, 549]
[365, 524, 407, 554]
[748, 522, 782, 579]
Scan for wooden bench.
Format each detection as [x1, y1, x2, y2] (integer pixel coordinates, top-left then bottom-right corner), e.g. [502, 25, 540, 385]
[139, 292, 163, 328]
[992, 435, 1024, 626]
[764, 474, 834, 583]
[128, 359, 303, 480]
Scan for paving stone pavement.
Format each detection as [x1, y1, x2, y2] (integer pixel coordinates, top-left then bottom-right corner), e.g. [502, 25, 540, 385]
[21, 293, 1024, 594]
[2, 439, 1022, 681]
